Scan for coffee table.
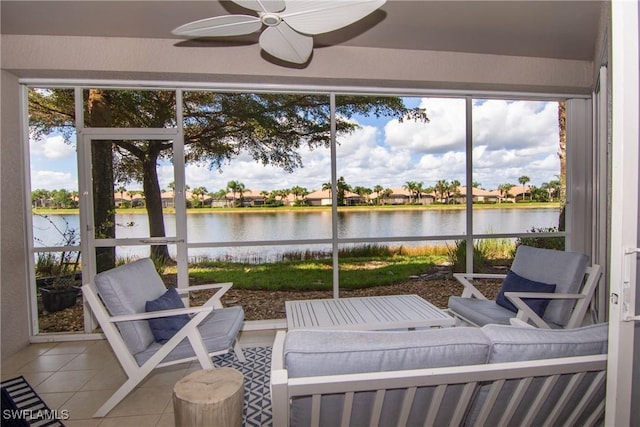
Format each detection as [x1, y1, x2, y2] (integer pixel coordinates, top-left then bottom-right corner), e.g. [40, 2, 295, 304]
[285, 294, 455, 330]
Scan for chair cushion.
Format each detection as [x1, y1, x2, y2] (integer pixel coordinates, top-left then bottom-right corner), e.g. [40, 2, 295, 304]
[145, 287, 190, 343]
[495, 270, 556, 317]
[94, 258, 167, 354]
[134, 306, 244, 366]
[510, 245, 588, 327]
[448, 296, 516, 326]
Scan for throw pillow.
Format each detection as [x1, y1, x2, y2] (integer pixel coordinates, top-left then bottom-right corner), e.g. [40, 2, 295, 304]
[495, 270, 556, 317]
[145, 287, 190, 343]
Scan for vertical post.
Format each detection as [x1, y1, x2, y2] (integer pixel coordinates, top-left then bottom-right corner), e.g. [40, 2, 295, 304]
[465, 97, 474, 273]
[174, 89, 189, 294]
[606, 1, 639, 424]
[330, 93, 339, 299]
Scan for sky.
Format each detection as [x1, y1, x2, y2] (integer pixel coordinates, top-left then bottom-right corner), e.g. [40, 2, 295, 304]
[30, 97, 560, 194]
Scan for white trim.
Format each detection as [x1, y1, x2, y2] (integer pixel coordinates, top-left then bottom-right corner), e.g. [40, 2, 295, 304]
[18, 78, 591, 100]
[606, 0, 639, 424]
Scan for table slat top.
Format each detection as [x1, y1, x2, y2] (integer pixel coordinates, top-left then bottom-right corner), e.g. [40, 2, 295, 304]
[285, 294, 455, 330]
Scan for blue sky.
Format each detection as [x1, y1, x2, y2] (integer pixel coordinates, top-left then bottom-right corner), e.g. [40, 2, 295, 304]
[29, 97, 560, 194]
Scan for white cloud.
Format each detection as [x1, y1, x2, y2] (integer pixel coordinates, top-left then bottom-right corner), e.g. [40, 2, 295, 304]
[31, 170, 76, 190]
[385, 98, 466, 155]
[30, 135, 76, 160]
[29, 98, 562, 193]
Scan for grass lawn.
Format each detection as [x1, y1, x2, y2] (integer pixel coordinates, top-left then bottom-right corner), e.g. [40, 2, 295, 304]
[183, 254, 448, 291]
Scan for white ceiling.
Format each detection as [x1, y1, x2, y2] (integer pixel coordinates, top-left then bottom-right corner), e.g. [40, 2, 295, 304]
[1, 1, 605, 61]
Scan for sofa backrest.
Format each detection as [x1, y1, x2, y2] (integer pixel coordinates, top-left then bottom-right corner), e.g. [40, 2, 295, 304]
[281, 323, 608, 427]
[284, 327, 490, 427]
[510, 245, 588, 327]
[466, 323, 609, 426]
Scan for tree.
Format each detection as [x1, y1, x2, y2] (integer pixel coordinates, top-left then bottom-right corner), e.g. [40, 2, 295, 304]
[29, 90, 428, 266]
[448, 180, 461, 203]
[518, 175, 530, 200]
[434, 180, 450, 203]
[116, 185, 127, 205]
[290, 186, 308, 203]
[403, 181, 423, 204]
[31, 189, 51, 208]
[226, 180, 247, 207]
[498, 183, 515, 202]
[558, 101, 567, 229]
[191, 186, 208, 207]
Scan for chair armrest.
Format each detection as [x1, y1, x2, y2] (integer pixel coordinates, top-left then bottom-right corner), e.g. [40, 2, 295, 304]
[175, 282, 233, 309]
[453, 273, 506, 299]
[107, 305, 213, 323]
[271, 331, 286, 371]
[505, 292, 588, 328]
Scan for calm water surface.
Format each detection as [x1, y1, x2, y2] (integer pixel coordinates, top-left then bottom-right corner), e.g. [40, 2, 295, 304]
[34, 208, 560, 261]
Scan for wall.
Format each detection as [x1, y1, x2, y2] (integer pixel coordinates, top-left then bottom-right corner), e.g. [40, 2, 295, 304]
[1, 70, 30, 359]
[1, 34, 594, 94]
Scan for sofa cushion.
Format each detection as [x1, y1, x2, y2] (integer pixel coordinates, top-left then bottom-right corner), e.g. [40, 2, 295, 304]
[510, 245, 588, 327]
[95, 258, 166, 355]
[482, 322, 609, 363]
[448, 296, 516, 326]
[145, 287, 191, 343]
[495, 270, 556, 316]
[284, 327, 490, 378]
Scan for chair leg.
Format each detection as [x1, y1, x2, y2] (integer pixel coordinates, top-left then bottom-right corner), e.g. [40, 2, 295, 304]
[93, 376, 140, 417]
[234, 340, 246, 363]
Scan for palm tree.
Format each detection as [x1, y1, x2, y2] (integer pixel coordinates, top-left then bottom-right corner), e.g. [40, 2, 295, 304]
[518, 175, 530, 200]
[116, 185, 127, 205]
[290, 186, 308, 202]
[448, 180, 461, 204]
[434, 180, 450, 203]
[192, 186, 207, 207]
[227, 180, 246, 206]
[498, 183, 515, 202]
[403, 181, 418, 203]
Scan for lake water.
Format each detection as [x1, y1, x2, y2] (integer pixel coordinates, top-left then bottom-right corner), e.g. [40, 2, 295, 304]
[33, 208, 560, 261]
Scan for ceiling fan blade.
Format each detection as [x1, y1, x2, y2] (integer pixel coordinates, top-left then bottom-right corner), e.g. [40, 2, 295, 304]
[172, 15, 262, 37]
[259, 22, 313, 64]
[282, 0, 386, 35]
[231, 0, 285, 13]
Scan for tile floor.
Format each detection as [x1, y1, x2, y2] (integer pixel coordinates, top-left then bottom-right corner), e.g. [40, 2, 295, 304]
[0, 329, 277, 427]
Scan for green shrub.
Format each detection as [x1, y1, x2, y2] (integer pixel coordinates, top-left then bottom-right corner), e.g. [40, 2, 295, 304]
[516, 227, 564, 251]
[447, 240, 487, 273]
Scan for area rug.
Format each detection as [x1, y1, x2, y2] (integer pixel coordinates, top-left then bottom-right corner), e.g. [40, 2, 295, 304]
[212, 346, 272, 427]
[1, 376, 65, 427]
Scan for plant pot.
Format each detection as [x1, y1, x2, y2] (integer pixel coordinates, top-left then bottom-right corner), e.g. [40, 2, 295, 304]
[40, 286, 80, 312]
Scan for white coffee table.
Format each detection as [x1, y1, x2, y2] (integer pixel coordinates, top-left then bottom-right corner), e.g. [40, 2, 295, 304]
[285, 294, 455, 330]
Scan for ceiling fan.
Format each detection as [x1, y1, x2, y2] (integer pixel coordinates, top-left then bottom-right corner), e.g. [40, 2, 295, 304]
[172, 0, 387, 64]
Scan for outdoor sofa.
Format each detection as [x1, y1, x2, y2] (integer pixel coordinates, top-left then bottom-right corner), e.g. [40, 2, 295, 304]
[270, 323, 608, 427]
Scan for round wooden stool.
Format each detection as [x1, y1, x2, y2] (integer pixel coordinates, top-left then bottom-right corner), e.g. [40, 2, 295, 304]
[173, 367, 244, 427]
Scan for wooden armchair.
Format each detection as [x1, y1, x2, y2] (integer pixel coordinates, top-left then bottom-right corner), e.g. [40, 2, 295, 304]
[448, 245, 602, 329]
[82, 258, 245, 417]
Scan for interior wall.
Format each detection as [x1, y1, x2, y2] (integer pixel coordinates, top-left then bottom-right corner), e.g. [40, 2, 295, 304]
[1, 70, 30, 359]
[0, 34, 595, 94]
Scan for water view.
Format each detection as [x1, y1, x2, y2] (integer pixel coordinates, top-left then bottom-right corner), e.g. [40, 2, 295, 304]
[34, 208, 560, 261]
